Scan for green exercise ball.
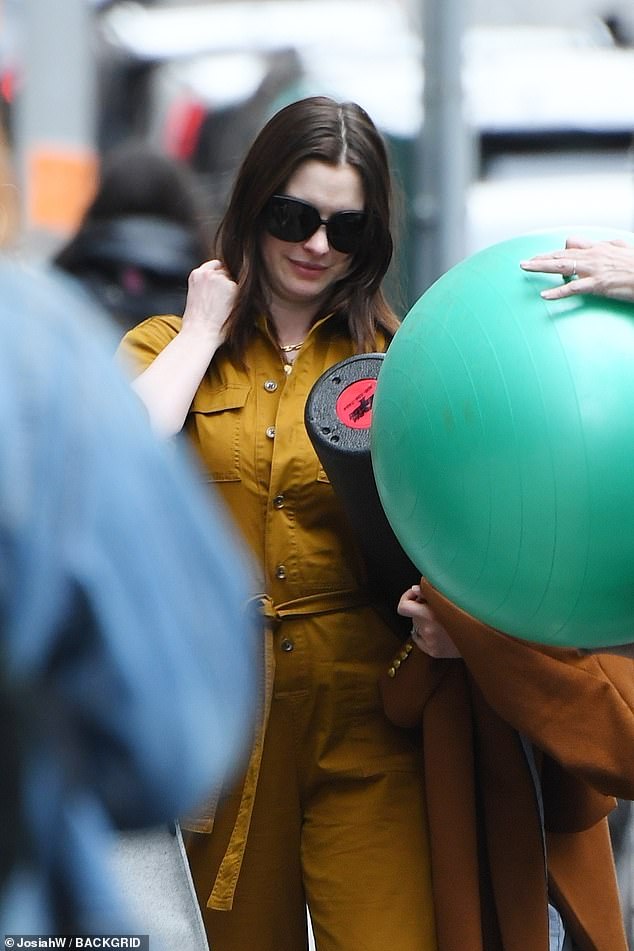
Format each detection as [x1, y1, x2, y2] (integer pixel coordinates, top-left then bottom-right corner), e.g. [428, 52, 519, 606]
[371, 227, 634, 649]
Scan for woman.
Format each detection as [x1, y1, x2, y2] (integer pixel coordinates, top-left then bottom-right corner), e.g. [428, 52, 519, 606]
[119, 97, 437, 951]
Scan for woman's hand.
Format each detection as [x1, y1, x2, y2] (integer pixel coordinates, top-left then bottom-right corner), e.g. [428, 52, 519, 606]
[129, 260, 237, 438]
[181, 259, 238, 343]
[520, 236, 634, 302]
[397, 584, 461, 659]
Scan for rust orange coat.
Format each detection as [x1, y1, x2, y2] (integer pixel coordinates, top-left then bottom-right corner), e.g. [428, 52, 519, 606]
[381, 578, 634, 951]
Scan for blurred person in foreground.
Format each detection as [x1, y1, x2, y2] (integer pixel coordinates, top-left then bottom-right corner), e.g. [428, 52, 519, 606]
[119, 96, 437, 951]
[521, 234, 634, 659]
[53, 142, 211, 336]
[0, 261, 257, 936]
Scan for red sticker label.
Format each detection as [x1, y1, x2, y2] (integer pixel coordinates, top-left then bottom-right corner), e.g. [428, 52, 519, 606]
[335, 378, 377, 429]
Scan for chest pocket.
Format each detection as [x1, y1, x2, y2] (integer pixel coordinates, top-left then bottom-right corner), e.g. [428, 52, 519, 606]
[187, 383, 250, 482]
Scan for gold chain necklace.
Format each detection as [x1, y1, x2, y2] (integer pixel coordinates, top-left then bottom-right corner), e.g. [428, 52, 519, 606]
[279, 340, 305, 353]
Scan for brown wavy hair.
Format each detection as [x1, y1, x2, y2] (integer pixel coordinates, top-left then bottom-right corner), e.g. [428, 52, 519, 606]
[214, 96, 400, 358]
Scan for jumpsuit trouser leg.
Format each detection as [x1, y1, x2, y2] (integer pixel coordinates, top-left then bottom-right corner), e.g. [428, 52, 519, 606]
[186, 608, 437, 951]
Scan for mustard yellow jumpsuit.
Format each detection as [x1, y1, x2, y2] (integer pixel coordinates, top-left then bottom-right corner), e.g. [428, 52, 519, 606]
[121, 313, 437, 951]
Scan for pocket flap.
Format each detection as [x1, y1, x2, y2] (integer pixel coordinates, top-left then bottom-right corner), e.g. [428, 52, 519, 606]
[190, 383, 250, 415]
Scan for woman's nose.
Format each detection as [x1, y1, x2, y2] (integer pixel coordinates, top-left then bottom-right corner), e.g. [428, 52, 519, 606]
[303, 224, 330, 254]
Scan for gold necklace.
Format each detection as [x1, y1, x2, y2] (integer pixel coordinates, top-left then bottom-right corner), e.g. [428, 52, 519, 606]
[279, 340, 305, 353]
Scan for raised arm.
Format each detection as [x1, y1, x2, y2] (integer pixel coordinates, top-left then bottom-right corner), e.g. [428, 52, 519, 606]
[130, 260, 237, 436]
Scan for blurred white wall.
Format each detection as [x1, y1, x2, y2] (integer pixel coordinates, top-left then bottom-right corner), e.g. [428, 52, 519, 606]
[468, 0, 632, 26]
[405, 0, 634, 38]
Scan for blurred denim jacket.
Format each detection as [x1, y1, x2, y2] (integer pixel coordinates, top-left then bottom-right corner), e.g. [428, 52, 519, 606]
[0, 263, 258, 934]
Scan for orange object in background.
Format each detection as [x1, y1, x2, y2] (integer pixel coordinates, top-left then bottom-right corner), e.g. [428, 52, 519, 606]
[27, 145, 98, 235]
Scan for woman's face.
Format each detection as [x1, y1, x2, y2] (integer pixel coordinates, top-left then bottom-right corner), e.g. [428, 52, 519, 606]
[260, 159, 365, 317]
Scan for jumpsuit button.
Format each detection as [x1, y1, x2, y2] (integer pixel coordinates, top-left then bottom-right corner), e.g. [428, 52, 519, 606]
[266, 425, 276, 439]
[264, 379, 278, 392]
[273, 494, 285, 509]
[275, 565, 287, 580]
[281, 638, 294, 652]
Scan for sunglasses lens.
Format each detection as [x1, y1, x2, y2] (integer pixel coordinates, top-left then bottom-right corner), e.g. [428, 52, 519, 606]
[265, 197, 320, 243]
[326, 212, 367, 253]
[264, 196, 368, 253]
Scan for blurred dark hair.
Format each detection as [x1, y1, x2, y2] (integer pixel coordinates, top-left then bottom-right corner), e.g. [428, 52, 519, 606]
[215, 96, 400, 358]
[54, 143, 211, 333]
[75, 142, 207, 231]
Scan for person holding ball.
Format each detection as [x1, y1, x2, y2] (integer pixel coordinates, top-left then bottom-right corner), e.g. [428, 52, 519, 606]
[379, 579, 634, 951]
[367, 226, 634, 950]
[521, 232, 634, 658]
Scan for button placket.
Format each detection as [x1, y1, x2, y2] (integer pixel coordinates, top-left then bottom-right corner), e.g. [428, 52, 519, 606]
[263, 354, 302, 598]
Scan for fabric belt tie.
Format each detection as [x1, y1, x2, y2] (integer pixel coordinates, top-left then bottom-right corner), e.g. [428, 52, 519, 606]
[184, 587, 372, 911]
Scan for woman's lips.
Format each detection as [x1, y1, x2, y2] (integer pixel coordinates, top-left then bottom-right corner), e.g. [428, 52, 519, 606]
[289, 258, 328, 277]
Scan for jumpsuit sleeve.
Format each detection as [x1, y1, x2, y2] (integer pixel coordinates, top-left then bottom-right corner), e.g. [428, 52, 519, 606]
[117, 314, 182, 375]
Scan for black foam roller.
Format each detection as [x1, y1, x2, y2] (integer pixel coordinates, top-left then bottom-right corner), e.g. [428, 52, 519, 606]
[305, 353, 418, 638]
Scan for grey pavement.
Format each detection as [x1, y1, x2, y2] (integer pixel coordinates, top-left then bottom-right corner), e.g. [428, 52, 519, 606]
[617, 805, 634, 949]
